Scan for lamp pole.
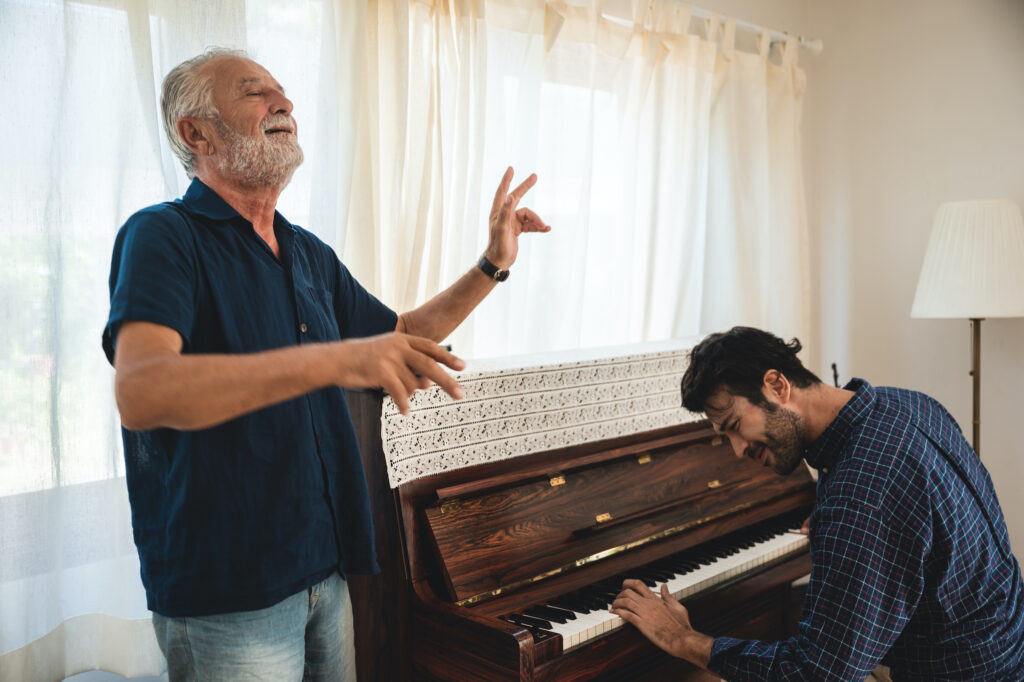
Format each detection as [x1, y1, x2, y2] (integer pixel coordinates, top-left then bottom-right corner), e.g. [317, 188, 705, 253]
[970, 318, 982, 454]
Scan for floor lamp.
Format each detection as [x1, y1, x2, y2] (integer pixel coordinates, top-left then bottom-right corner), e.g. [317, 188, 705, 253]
[910, 199, 1024, 455]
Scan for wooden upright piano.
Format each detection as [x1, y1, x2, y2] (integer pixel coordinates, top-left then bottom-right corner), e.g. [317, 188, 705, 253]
[348, 344, 815, 681]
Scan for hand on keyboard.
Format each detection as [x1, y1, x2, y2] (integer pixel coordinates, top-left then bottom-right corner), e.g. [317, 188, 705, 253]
[610, 580, 691, 658]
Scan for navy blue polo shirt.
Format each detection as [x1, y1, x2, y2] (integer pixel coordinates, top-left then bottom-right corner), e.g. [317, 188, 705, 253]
[102, 178, 397, 617]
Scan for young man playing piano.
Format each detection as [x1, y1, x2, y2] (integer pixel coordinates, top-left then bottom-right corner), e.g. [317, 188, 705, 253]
[611, 326, 1024, 681]
[103, 48, 549, 681]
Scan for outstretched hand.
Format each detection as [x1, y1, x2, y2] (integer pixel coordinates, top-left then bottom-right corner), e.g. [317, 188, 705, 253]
[484, 167, 550, 269]
[337, 333, 465, 415]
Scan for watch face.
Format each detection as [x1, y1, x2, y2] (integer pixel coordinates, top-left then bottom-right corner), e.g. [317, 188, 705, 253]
[494, 269, 510, 282]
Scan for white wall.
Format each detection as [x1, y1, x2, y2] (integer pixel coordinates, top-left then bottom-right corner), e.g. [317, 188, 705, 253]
[695, 0, 1024, 552]
[802, 0, 1024, 552]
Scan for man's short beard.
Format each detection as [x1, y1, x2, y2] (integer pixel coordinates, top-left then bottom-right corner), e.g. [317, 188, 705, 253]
[213, 116, 303, 189]
[761, 402, 808, 475]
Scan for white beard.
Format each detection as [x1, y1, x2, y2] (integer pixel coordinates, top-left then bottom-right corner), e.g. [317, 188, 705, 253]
[213, 115, 304, 189]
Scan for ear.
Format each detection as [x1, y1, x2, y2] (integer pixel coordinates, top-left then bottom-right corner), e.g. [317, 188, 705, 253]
[176, 118, 215, 156]
[762, 369, 792, 404]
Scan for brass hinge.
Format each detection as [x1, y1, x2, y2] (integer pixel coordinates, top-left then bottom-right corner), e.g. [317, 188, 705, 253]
[595, 512, 613, 523]
[549, 473, 566, 487]
[710, 436, 724, 447]
[707, 479, 722, 489]
[440, 499, 461, 514]
[636, 453, 652, 465]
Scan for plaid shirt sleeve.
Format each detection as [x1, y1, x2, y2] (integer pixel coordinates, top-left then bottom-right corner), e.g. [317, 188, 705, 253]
[708, 492, 929, 681]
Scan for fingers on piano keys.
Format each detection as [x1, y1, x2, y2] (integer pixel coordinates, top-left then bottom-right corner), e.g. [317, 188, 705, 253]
[501, 512, 810, 651]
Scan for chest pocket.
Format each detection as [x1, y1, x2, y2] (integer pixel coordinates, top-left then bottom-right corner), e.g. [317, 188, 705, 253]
[300, 286, 340, 342]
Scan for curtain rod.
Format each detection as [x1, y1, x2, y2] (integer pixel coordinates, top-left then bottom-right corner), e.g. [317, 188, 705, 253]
[688, 4, 823, 55]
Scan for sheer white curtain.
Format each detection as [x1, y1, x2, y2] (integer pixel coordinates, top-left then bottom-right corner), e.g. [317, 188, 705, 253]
[701, 21, 810, 341]
[338, 0, 811, 359]
[1, 0, 810, 678]
[0, 0, 349, 678]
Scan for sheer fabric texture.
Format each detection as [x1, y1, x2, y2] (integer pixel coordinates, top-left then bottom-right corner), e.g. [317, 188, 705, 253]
[0, 0, 809, 679]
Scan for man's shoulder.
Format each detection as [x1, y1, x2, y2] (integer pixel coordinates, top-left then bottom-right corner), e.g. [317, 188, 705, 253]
[824, 386, 934, 503]
[119, 199, 195, 237]
[869, 386, 953, 434]
[837, 385, 953, 486]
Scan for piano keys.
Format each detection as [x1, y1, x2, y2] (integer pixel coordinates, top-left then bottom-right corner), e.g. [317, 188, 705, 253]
[345, 345, 816, 680]
[504, 512, 809, 652]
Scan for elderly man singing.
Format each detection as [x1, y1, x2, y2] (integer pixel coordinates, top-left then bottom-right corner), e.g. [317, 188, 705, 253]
[102, 48, 549, 681]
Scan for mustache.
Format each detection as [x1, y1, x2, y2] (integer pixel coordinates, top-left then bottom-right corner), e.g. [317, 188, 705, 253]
[261, 115, 294, 133]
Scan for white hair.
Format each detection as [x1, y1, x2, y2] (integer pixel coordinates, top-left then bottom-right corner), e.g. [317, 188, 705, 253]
[161, 47, 248, 178]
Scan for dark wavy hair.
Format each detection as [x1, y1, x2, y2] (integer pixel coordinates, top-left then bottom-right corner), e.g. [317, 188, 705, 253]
[680, 326, 821, 414]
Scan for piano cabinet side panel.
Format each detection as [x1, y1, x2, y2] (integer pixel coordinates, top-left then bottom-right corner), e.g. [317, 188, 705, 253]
[346, 389, 411, 682]
[412, 589, 535, 681]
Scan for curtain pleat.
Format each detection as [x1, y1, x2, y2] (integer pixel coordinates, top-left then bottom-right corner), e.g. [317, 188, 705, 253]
[0, 1, 810, 678]
[338, 0, 810, 357]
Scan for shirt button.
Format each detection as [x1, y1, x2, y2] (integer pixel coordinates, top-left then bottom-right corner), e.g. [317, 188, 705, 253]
[299, 323, 308, 334]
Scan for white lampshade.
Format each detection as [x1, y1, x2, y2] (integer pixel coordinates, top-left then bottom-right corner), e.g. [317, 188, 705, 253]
[911, 199, 1024, 319]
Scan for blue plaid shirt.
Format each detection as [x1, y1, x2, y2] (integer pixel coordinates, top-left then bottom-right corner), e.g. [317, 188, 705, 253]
[708, 379, 1024, 681]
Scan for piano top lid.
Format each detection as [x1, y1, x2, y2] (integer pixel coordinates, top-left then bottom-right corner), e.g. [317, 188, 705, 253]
[421, 431, 815, 604]
[381, 338, 705, 488]
[454, 338, 701, 373]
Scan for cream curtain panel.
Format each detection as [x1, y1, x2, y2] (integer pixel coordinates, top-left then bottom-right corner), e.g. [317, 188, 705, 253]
[0, 0, 808, 679]
[0, 0, 350, 678]
[340, 0, 810, 357]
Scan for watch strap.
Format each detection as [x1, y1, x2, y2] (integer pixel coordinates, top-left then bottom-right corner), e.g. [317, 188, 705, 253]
[477, 254, 510, 282]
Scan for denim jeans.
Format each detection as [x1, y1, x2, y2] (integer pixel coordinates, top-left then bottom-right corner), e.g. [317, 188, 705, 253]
[152, 572, 355, 682]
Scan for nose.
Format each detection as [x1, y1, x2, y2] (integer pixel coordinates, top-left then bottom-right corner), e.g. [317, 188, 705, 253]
[726, 432, 748, 458]
[269, 89, 293, 117]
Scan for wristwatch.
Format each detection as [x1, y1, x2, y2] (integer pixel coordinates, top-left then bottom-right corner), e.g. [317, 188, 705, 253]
[477, 254, 510, 282]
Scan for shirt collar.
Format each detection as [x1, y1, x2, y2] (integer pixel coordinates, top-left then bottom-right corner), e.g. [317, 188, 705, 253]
[803, 377, 876, 471]
[179, 177, 297, 234]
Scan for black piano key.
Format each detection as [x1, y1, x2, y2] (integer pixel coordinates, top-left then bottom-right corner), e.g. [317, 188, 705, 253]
[565, 593, 604, 611]
[550, 595, 593, 614]
[569, 588, 610, 608]
[641, 566, 674, 580]
[499, 616, 556, 642]
[628, 573, 658, 587]
[525, 605, 573, 623]
[545, 604, 578, 620]
[506, 613, 553, 631]
[585, 589, 619, 605]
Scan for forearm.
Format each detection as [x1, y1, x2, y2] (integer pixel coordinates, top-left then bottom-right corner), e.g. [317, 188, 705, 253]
[677, 632, 714, 669]
[398, 266, 497, 342]
[115, 343, 338, 431]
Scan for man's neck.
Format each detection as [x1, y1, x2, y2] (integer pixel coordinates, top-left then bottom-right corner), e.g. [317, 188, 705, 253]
[793, 383, 856, 443]
[196, 171, 281, 239]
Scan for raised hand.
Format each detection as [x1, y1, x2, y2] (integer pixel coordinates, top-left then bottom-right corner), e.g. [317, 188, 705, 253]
[484, 167, 550, 269]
